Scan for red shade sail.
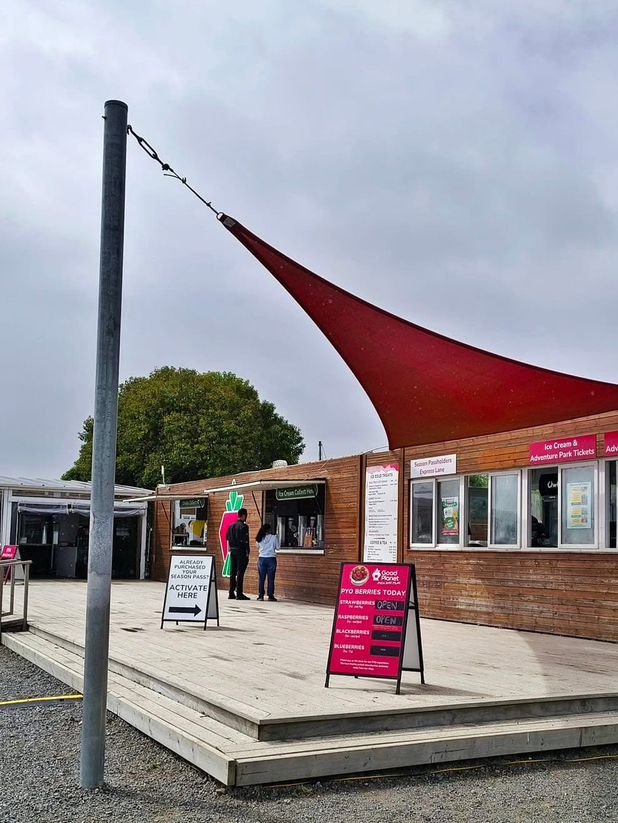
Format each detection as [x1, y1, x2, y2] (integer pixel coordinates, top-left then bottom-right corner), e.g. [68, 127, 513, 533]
[220, 214, 618, 449]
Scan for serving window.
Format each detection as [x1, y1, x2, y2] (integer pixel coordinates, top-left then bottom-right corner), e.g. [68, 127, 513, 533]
[264, 484, 325, 549]
[437, 478, 460, 546]
[528, 463, 596, 548]
[410, 481, 434, 544]
[409, 472, 520, 549]
[408, 457, 615, 552]
[172, 498, 208, 547]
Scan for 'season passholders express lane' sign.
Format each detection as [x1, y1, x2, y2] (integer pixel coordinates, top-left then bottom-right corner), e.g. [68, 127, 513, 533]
[410, 454, 456, 478]
[326, 562, 424, 694]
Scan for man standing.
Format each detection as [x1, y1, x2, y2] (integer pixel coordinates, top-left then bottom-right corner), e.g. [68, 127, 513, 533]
[227, 508, 250, 600]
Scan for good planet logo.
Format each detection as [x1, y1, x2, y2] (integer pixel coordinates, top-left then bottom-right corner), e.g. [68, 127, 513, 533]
[379, 568, 401, 585]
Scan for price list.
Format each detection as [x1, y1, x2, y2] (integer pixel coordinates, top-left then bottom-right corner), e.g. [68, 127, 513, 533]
[328, 563, 412, 679]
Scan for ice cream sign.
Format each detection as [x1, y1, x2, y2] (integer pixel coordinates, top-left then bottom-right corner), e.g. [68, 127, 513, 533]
[529, 434, 596, 465]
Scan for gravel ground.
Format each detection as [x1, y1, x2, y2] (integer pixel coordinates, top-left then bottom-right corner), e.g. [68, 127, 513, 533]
[1, 644, 618, 823]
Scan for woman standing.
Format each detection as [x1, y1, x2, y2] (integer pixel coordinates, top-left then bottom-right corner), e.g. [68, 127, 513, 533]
[255, 523, 279, 601]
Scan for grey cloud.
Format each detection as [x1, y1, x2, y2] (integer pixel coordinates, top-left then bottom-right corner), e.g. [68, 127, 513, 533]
[1, 0, 617, 477]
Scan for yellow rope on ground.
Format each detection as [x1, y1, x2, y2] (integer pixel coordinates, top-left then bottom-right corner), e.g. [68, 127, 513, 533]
[0, 694, 82, 707]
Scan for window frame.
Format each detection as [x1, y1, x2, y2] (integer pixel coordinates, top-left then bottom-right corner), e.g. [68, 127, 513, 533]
[436, 476, 463, 548]
[409, 477, 437, 548]
[524, 461, 599, 550]
[487, 471, 521, 549]
[407, 461, 612, 553]
[409, 471, 522, 551]
[264, 486, 326, 550]
[605, 459, 616, 549]
[558, 462, 597, 549]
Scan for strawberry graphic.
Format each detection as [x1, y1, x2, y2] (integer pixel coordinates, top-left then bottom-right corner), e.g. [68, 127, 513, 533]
[218, 489, 245, 578]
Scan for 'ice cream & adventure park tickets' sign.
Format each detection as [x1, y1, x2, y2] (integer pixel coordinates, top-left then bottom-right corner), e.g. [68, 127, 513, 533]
[325, 562, 424, 694]
[529, 434, 596, 465]
[161, 554, 220, 630]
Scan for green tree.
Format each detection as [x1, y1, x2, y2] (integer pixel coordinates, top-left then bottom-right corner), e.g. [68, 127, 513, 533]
[63, 367, 305, 488]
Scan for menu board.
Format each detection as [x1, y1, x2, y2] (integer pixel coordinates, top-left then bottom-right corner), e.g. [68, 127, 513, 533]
[566, 481, 592, 529]
[363, 464, 399, 563]
[326, 563, 424, 692]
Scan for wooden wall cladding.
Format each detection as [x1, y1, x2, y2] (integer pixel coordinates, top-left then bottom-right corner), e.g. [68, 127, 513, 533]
[152, 500, 172, 583]
[152, 455, 362, 605]
[410, 550, 618, 642]
[404, 410, 618, 473]
[403, 411, 618, 641]
[151, 411, 618, 640]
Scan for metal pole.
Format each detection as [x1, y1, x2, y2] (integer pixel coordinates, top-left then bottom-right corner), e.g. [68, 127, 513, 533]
[9, 562, 15, 614]
[22, 563, 29, 630]
[80, 99, 127, 789]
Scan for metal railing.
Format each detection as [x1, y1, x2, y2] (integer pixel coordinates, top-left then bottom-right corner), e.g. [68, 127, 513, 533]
[0, 559, 32, 637]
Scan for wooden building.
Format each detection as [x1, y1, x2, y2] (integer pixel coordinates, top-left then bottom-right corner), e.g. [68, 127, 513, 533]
[151, 410, 618, 642]
[151, 455, 361, 606]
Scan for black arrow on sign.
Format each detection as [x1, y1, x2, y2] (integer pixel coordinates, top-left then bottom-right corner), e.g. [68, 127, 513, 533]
[169, 604, 202, 616]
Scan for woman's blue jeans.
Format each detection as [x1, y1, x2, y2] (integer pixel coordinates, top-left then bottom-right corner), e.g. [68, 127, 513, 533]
[258, 556, 277, 598]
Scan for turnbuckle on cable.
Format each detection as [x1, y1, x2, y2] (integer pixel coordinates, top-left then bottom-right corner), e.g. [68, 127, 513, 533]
[127, 125, 221, 216]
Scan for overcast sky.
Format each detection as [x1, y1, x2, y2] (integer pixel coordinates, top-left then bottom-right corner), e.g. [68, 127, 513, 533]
[2, 1, 618, 479]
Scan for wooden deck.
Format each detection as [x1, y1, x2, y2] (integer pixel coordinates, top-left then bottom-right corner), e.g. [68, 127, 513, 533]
[3, 580, 618, 785]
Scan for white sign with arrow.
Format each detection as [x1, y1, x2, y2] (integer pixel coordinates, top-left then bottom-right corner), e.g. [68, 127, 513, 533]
[161, 554, 219, 629]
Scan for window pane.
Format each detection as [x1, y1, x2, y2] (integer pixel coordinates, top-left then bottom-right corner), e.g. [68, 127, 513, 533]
[411, 482, 433, 544]
[561, 465, 595, 545]
[438, 478, 459, 544]
[528, 468, 558, 547]
[467, 475, 488, 546]
[491, 474, 518, 545]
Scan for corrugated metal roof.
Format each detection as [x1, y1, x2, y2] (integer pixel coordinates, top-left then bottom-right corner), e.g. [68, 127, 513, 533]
[0, 476, 151, 496]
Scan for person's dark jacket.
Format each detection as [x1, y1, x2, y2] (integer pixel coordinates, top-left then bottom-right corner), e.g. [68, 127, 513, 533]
[227, 520, 249, 554]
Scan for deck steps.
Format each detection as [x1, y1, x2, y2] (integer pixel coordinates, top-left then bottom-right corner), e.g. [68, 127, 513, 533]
[25, 624, 618, 742]
[2, 631, 240, 784]
[5, 629, 618, 786]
